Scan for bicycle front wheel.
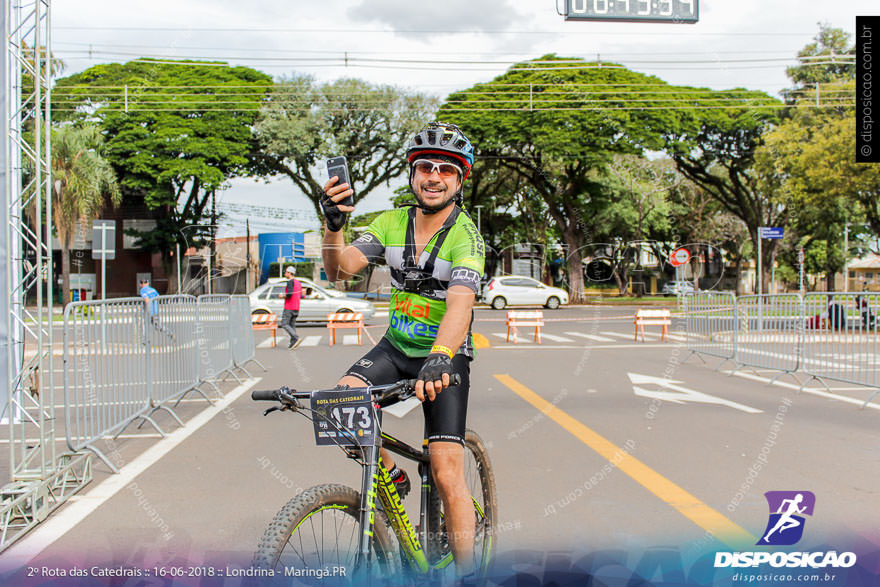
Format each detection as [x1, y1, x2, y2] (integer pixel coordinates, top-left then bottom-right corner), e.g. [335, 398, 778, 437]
[253, 484, 398, 580]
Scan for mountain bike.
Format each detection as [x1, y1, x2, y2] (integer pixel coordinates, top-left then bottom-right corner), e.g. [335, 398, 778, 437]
[250, 377, 497, 584]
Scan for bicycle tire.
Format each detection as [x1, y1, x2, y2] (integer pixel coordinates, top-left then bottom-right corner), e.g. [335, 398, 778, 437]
[253, 483, 399, 580]
[427, 429, 498, 581]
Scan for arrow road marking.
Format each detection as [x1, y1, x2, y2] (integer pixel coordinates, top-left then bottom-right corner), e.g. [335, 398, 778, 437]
[628, 373, 762, 414]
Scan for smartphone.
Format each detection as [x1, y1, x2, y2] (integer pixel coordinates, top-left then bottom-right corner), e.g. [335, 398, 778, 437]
[326, 156, 355, 206]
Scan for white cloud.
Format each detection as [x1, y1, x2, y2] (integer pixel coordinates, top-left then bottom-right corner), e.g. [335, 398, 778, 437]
[347, 0, 523, 38]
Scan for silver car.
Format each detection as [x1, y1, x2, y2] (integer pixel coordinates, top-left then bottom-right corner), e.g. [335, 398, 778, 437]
[249, 278, 376, 322]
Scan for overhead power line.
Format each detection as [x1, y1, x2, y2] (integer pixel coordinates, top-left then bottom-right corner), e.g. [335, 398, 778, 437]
[55, 25, 819, 37]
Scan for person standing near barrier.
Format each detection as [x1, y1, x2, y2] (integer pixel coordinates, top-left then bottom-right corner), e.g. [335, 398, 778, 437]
[321, 122, 484, 583]
[139, 278, 173, 339]
[826, 295, 847, 331]
[857, 295, 876, 330]
[279, 266, 302, 349]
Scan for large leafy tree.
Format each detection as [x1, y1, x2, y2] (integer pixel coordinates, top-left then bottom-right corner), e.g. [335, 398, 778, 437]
[51, 125, 121, 302]
[754, 26, 873, 290]
[664, 86, 781, 293]
[256, 76, 437, 220]
[439, 56, 686, 301]
[53, 59, 274, 291]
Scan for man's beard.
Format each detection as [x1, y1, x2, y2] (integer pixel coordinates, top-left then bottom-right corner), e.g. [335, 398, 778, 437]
[414, 182, 456, 213]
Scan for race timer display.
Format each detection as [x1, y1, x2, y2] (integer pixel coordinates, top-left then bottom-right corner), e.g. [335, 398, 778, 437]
[564, 0, 698, 24]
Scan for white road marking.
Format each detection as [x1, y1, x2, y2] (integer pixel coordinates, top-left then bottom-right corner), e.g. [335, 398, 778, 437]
[383, 397, 422, 418]
[299, 336, 322, 347]
[343, 334, 362, 345]
[539, 333, 575, 343]
[565, 332, 615, 342]
[374, 311, 389, 318]
[2, 377, 262, 565]
[628, 372, 763, 414]
[721, 369, 880, 411]
[600, 331, 636, 339]
[257, 338, 275, 348]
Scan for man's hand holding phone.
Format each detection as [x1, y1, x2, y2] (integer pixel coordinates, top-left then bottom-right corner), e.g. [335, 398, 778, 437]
[321, 156, 355, 232]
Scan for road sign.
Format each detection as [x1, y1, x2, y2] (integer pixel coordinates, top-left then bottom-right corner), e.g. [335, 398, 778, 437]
[670, 247, 691, 267]
[759, 227, 784, 240]
[563, 0, 699, 24]
[91, 220, 116, 260]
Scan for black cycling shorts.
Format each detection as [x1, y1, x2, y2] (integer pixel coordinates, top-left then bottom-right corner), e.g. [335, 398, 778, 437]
[344, 338, 469, 445]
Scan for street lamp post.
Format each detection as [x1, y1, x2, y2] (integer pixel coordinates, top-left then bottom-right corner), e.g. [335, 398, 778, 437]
[474, 205, 483, 231]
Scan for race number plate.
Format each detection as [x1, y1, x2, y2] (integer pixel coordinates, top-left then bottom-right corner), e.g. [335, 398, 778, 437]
[310, 389, 377, 447]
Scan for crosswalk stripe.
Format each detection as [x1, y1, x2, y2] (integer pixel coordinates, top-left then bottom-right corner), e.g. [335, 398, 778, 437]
[666, 333, 687, 342]
[565, 331, 614, 342]
[257, 338, 274, 348]
[600, 331, 635, 339]
[343, 334, 361, 345]
[539, 333, 574, 342]
[300, 336, 322, 347]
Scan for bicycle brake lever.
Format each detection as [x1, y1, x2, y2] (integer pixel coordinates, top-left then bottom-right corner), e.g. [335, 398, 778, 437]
[262, 406, 281, 416]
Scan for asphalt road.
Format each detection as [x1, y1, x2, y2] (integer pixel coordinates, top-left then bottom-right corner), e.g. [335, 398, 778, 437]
[2, 305, 879, 585]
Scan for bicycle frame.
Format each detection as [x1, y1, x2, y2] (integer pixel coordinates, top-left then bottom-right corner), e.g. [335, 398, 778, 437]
[353, 427, 452, 578]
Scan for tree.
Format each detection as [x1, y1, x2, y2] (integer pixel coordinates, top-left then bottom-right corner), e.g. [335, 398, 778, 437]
[664, 87, 782, 293]
[53, 59, 274, 291]
[785, 23, 855, 99]
[753, 26, 875, 291]
[438, 56, 687, 302]
[51, 125, 121, 303]
[256, 76, 437, 221]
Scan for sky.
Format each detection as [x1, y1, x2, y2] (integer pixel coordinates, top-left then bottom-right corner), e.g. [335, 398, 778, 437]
[50, 0, 874, 237]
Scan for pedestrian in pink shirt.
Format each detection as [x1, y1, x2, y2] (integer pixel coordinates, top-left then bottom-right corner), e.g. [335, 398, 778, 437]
[279, 266, 302, 348]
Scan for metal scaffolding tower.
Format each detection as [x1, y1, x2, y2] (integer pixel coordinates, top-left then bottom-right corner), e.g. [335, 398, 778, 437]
[0, 0, 91, 552]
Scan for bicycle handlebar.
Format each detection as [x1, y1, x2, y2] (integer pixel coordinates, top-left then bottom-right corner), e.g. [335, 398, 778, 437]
[251, 374, 462, 408]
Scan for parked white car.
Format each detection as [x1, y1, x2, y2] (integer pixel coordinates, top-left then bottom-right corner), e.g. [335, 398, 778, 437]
[249, 278, 376, 322]
[661, 280, 696, 296]
[482, 276, 569, 310]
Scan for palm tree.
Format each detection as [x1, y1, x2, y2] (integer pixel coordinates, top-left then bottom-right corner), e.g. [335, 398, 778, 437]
[52, 125, 121, 303]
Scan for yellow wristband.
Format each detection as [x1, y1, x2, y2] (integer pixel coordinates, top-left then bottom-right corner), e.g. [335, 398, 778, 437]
[431, 345, 454, 358]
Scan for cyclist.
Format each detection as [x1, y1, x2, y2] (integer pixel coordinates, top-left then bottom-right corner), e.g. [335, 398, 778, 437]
[321, 122, 484, 583]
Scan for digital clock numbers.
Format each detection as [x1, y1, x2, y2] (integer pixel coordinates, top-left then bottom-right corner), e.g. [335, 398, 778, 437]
[564, 0, 699, 23]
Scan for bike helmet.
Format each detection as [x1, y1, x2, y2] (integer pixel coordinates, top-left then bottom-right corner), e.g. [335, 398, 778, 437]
[406, 122, 474, 181]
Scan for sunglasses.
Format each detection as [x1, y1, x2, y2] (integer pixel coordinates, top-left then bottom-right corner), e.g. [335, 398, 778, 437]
[412, 159, 462, 179]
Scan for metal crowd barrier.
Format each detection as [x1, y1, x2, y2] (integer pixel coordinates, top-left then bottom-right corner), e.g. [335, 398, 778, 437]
[801, 293, 880, 405]
[64, 298, 153, 471]
[684, 292, 737, 366]
[147, 295, 203, 417]
[64, 293, 259, 471]
[683, 291, 880, 408]
[196, 294, 239, 386]
[733, 294, 802, 382]
[229, 295, 265, 376]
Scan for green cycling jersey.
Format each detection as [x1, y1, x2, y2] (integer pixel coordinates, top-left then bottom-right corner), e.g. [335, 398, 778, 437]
[351, 206, 485, 358]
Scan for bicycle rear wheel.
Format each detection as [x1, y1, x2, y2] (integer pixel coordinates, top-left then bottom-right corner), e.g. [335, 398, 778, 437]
[253, 484, 398, 580]
[428, 429, 498, 581]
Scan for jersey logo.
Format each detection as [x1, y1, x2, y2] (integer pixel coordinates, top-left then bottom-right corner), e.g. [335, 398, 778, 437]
[393, 297, 431, 319]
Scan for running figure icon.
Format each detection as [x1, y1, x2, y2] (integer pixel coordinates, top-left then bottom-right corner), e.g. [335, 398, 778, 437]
[758, 491, 816, 546]
[762, 494, 806, 543]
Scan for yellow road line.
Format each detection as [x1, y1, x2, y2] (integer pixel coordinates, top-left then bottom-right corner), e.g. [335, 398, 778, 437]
[494, 374, 756, 547]
[472, 332, 491, 349]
